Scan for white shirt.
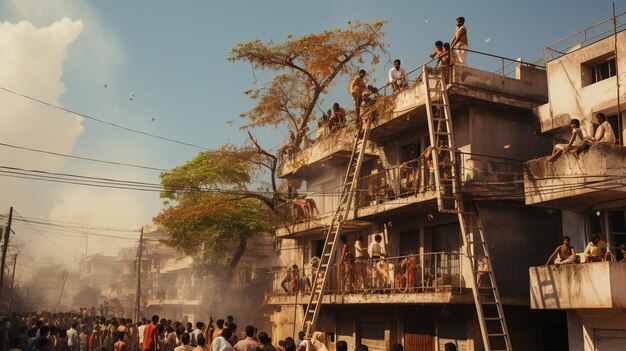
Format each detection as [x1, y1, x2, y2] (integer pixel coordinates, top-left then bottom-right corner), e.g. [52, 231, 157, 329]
[368, 241, 382, 258]
[596, 121, 616, 143]
[355, 240, 368, 258]
[67, 328, 79, 346]
[138, 325, 146, 344]
[211, 337, 234, 351]
[389, 67, 407, 83]
[190, 329, 203, 346]
[174, 345, 194, 351]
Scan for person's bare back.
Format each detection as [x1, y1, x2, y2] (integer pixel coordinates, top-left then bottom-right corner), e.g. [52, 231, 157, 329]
[115, 340, 127, 351]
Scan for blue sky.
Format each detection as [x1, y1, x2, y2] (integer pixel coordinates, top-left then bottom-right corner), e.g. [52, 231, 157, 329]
[0, 0, 623, 267]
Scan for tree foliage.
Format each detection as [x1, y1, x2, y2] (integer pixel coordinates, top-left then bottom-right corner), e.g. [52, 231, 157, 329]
[229, 20, 387, 150]
[155, 147, 277, 286]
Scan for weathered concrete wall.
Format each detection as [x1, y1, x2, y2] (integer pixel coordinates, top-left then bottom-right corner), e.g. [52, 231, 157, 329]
[534, 30, 626, 136]
[529, 261, 626, 309]
[524, 143, 626, 207]
[469, 105, 552, 161]
[452, 65, 548, 103]
[479, 202, 563, 297]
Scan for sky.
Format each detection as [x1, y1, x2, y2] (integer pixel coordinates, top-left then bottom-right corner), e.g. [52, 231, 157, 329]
[0, 0, 623, 278]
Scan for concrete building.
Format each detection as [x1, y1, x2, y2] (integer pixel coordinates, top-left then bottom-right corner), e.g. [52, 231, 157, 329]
[527, 13, 626, 351]
[264, 27, 586, 351]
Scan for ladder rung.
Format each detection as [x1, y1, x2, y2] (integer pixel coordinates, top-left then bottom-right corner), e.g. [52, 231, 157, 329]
[488, 333, 507, 337]
[481, 301, 500, 305]
[433, 117, 448, 121]
[434, 131, 451, 135]
[484, 317, 502, 321]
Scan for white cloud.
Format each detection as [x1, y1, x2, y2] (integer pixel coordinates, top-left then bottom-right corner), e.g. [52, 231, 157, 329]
[484, 37, 491, 43]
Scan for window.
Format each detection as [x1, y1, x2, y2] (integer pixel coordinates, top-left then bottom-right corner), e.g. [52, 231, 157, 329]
[582, 54, 616, 86]
[591, 57, 616, 84]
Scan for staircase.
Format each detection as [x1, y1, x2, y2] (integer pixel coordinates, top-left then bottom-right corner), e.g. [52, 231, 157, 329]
[423, 66, 513, 351]
[301, 116, 374, 338]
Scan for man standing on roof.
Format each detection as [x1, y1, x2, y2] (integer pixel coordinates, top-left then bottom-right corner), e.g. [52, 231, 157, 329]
[389, 59, 408, 92]
[450, 17, 468, 66]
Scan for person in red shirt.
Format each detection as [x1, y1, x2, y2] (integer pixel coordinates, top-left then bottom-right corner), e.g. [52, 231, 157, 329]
[142, 315, 160, 351]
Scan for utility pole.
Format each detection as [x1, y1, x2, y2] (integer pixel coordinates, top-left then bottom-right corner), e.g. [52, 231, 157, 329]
[0, 206, 13, 291]
[8, 253, 17, 311]
[56, 268, 70, 311]
[133, 227, 144, 323]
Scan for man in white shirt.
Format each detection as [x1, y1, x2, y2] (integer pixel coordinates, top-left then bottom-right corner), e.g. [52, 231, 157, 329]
[211, 329, 233, 351]
[450, 17, 468, 66]
[354, 235, 369, 288]
[137, 320, 146, 347]
[389, 59, 408, 92]
[190, 322, 204, 347]
[367, 234, 386, 259]
[67, 322, 79, 351]
[174, 333, 193, 351]
[574, 113, 617, 158]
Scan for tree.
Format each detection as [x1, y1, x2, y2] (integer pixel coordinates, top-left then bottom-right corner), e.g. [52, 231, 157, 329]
[156, 21, 388, 312]
[229, 20, 387, 152]
[154, 146, 277, 311]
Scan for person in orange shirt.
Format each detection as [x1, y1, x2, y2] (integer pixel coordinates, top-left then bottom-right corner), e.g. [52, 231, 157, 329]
[142, 316, 159, 351]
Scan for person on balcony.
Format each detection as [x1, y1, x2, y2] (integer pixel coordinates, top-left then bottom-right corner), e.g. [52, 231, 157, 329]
[340, 235, 355, 292]
[450, 17, 468, 66]
[349, 70, 367, 121]
[328, 103, 346, 133]
[389, 59, 408, 93]
[544, 236, 578, 265]
[548, 119, 584, 162]
[280, 265, 298, 293]
[584, 235, 608, 262]
[354, 235, 369, 289]
[573, 113, 617, 158]
[620, 243, 626, 262]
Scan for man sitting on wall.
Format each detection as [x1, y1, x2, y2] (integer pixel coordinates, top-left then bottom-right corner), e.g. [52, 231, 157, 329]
[584, 235, 609, 262]
[573, 112, 617, 158]
[545, 236, 578, 265]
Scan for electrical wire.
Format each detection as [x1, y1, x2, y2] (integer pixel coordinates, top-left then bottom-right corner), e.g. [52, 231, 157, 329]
[0, 85, 209, 150]
[0, 142, 168, 172]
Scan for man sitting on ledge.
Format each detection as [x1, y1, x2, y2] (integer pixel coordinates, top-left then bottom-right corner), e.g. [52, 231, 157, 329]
[573, 112, 617, 158]
[584, 235, 609, 262]
[545, 236, 578, 266]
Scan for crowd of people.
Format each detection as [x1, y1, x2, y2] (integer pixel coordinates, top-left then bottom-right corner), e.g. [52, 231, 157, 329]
[545, 235, 626, 265]
[0, 313, 461, 351]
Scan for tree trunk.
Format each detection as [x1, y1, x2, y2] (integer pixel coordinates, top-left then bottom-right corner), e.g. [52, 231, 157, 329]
[203, 234, 248, 316]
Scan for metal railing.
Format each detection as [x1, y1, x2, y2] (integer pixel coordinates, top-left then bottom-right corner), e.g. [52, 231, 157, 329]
[544, 11, 626, 62]
[266, 252, 463, 296]
[276, 152, 525, 227]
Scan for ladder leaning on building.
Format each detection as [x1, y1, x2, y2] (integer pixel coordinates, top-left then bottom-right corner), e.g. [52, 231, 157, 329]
[300, 107, 376, 338]
[423, 65, 513, 351]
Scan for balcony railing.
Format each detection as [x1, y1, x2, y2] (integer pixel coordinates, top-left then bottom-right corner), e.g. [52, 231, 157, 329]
[544, 11, 626, 62]
[276, 153, 524, 228]
[266, 252, 463, 297]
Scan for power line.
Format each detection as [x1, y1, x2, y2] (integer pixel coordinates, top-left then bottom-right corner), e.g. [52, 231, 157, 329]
[0, 85, 209, 150]
[4, 215, 140, 233]
[0, 142, 168, 172]
[12, 209, 75, 257]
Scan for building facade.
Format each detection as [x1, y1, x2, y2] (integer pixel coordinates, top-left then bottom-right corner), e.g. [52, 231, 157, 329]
[527, 15, 626, 351]
[261, 14, 626, 351]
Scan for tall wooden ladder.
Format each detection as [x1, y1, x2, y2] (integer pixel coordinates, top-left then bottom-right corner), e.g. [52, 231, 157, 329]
[423, 66, 513, 351]
[301, 116, 374, 338]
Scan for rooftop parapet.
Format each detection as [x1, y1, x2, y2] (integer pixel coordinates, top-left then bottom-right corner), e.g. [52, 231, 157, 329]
[524, 143, 626, 208]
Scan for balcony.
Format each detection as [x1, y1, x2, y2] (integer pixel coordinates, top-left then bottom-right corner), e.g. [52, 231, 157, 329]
[266, 252, 471, 305]
[529, 261, 626, 309]
[278, 124, 377, 178]
[524, 143, 626, 208]
[276, 153, 524, 238]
